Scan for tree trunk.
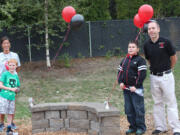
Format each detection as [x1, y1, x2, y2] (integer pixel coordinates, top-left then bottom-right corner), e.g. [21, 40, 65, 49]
[109, 0, 117, 19]
[45, 0, 51, 67]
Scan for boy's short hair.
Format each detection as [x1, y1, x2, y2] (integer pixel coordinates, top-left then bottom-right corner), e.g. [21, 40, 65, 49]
[129, 40, 139, 48]
[8, 59, 18, 66]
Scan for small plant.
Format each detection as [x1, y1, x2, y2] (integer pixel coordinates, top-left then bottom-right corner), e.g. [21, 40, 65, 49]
[110, 34, 114, 39]
[117, 29, 122, 35]
[105, 50, 113, 59]
[58, 53, 72, 68]
[102, 22, 107, 28]
[98, 45, 105, 50]
[113, 47, 125, 57]
[77, 52, 85, 58]
[64, 42, 70, 47]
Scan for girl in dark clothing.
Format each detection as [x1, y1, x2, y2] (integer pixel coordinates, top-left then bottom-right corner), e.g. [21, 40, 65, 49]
[117, 41, 147, 135]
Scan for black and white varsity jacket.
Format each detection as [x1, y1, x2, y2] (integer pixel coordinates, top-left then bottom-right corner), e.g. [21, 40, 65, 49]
[117, 54, 147, 88]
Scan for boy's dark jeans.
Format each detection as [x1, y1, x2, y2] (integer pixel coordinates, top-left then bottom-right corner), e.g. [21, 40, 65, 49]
[123, 90, 146, 132]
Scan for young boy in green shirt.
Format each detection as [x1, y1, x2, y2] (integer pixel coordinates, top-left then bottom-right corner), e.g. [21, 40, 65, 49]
[0, 59, 20, 134]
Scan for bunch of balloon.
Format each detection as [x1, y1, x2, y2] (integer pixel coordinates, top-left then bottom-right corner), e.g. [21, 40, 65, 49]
[133, 4, 154, 29]
[52, 6, 85, 66]
[62, 6, 84, 30]
[133, 4, 154, 41]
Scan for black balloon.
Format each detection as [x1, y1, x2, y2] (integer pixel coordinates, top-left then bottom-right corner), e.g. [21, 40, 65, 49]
[143, 19, 156, 33]
[143, 23, 148, 33]
[70, 14, 84, 30]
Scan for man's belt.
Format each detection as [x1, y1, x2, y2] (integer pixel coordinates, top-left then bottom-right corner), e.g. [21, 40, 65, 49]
[150, 69, 171, 76]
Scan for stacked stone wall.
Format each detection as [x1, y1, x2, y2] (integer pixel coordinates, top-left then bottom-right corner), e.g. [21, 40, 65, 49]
[31, 102, 120, 135]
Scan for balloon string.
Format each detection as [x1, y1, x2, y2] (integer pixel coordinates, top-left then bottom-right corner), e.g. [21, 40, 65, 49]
[52, 23, 71, 66]
[107, 56, 128, 102]
[135, 28, 142, 42]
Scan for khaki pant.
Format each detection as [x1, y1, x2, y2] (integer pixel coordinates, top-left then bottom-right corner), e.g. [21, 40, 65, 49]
[150, 72, 180, 133]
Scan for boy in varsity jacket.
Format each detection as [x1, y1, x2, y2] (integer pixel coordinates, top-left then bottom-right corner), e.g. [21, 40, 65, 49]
[117, 41, 147, 135]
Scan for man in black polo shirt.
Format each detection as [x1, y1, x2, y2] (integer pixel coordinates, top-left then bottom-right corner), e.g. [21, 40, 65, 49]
[143, 20, 180, 135]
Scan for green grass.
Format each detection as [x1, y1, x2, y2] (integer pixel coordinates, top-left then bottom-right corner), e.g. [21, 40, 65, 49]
[14, 56, 180, 119]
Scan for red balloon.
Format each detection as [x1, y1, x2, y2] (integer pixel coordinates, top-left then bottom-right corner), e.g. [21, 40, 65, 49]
[62, 6, 76, 23]
[138, 4, 153, 23]
[5, 61, 9, 70]
[133, 14, 144, 28]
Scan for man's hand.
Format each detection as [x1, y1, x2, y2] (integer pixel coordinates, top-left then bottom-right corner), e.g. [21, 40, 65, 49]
[130, 86, 136, 92]
[170, 55, 177, 69]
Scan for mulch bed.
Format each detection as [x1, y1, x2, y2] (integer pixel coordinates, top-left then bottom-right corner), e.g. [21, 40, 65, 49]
[0, 115, 173, 135]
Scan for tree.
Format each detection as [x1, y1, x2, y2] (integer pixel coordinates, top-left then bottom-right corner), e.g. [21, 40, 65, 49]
[115, 0, 144, 19]
[78, 0, 111, 21]
[0, 0, 66, 67]
[0, 1, 16, 28]
[44, 0, 51, 67]
[115, 0, 180, 19]
[0, 0, 180, 65]
[109, 0, 117, 19]
[159, 0, 180, 17]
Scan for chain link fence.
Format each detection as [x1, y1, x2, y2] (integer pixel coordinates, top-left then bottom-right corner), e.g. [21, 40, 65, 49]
[0, 17, 180, 62]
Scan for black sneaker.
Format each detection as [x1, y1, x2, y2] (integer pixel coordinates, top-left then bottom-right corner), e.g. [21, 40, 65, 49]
[11, 122, 17, 130]
[152, 129, 167, 134]
[6, 125, 13, 135]
[0, 123, 5, 132]
[136, 129, 145, 135]
[126, 129, 136, 135]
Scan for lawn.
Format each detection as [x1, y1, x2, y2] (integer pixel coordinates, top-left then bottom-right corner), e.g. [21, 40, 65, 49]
[15, 55, 180, 119]
[9, 55, 180, 134]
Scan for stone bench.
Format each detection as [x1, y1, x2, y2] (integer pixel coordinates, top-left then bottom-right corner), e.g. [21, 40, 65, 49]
[30, 102, 120, 135]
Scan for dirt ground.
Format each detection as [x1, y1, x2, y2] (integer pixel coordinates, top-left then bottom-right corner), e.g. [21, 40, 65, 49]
[0, 115, 173, 135]
[2, 57, 174, 135]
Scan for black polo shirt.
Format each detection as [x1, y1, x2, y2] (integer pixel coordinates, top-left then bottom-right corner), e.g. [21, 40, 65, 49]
[143, 37, 176, 73]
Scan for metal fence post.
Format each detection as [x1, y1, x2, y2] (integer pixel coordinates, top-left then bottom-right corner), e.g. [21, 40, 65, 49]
[87, 21, 92, 57]
[27, 25, 32, 62]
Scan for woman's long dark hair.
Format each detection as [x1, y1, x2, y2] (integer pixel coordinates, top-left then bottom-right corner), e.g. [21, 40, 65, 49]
[0, 36, 10, 45]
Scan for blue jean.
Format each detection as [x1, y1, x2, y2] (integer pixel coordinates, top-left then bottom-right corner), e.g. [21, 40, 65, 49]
[123, 90, 146, 131]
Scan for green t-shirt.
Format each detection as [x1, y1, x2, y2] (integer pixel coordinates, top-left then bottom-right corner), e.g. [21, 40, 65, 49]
[0, 71, 20, 100]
